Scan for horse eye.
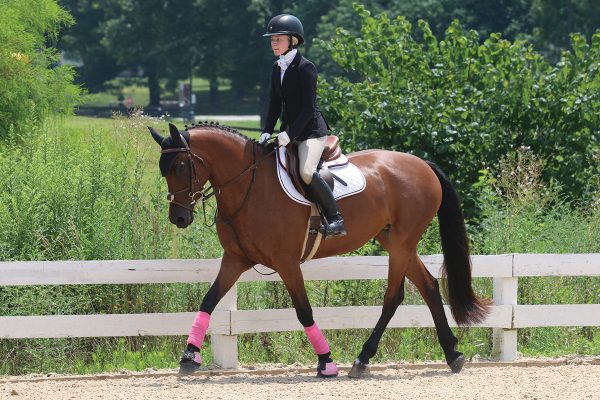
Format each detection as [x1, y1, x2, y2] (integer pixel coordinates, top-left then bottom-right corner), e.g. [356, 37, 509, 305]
[175, 161, 187, 175]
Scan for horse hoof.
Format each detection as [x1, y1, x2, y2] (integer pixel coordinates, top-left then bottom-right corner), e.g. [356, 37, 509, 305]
[348, 360, 370, 379]
[317, 362, 339, 378]
[178, 350, 201, 375]
[179, 360, 201, 375]
[449, 354, 465, 373]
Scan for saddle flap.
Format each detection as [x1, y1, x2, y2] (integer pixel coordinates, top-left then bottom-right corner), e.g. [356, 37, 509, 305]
[285, 143, 307, 197]
[285, 142, 334, 199]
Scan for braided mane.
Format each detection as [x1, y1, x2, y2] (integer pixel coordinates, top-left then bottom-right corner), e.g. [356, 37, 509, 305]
[186, 121, 267, 148]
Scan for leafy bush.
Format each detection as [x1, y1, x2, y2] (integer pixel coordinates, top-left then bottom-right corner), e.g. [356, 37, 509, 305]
[317, 5, 599, 213]
[0, 0, 81, 139]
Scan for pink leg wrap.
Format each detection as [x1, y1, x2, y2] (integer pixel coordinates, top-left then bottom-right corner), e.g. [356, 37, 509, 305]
[304, 322, 330, 355]
[187, 311, 211, 349]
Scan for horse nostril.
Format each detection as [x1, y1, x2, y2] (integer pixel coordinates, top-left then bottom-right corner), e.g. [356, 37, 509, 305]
[177, 216, 186, 225]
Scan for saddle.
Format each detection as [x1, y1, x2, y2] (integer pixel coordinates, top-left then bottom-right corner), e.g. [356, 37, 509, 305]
[275, 136, 365, 263]
[283, 136, 348, 200]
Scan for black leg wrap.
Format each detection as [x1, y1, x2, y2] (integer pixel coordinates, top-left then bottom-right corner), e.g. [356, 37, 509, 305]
[186, 343, 200, 352]
[317, 352, 333, 364]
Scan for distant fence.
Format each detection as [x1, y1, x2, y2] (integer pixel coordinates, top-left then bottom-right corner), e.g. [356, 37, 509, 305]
[1, 254, 599, 368]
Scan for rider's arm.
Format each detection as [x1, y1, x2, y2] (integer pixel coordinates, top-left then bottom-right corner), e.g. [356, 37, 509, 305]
[286, 62, 318, 140]
[263, 65, 282, 134]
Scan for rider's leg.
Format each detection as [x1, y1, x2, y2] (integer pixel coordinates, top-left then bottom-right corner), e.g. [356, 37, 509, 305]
[298, 136, 327, 186]
[298, 137, 346, 238]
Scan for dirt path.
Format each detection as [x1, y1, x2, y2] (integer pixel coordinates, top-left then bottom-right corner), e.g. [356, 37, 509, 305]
[2, 358, 599, 400]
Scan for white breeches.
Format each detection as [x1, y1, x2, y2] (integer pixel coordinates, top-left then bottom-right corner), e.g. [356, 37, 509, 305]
[298, 136, 327, 185]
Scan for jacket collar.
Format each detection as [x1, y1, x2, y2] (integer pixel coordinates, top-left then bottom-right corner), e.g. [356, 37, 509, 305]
[274, 51, 302, 71]
[288, 50, 302, 69]
[278, 49, 297, 68]
[279, 51, 302, 88]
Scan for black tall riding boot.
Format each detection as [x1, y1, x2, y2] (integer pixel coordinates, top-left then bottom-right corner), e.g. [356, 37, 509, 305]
[307, 172, 347, 239]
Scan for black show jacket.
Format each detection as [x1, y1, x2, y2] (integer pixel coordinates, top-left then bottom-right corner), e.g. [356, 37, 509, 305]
[263, 51, 329, 141]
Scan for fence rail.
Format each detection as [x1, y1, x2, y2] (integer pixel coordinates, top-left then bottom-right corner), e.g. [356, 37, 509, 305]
[1, 254, 599, 368]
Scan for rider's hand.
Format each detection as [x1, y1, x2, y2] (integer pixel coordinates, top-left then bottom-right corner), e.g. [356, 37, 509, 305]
[277, 131, 290, 147]
[258, 132, 271, 144]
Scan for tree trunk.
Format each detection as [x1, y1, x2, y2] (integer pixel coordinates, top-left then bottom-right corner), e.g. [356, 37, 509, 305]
[209, 77, 219, 108]
[147, 65, 161, 107]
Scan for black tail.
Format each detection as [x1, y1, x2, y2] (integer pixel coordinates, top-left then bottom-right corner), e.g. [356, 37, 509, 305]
[427, 161, 490, 325]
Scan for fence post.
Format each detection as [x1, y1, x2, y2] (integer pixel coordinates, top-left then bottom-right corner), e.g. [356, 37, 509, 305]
[491, 276, 518, 361]
[210, 284, 238, 369]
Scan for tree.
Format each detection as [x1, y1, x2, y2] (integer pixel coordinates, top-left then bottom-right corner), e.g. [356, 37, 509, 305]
[101, 0, 201, 106]
[189, 0, 262, 108]
[529, 0, 600, 60]
[58, 0, 123, 92]
[0, 0, 81, 138]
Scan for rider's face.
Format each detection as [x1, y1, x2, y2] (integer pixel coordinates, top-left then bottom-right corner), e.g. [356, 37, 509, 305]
[270, 35, 289, 56]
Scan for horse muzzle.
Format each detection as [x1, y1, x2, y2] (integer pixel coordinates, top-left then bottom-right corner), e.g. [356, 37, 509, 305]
[169, 205, 194, 228]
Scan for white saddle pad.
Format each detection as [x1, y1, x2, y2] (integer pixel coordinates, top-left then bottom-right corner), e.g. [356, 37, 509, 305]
[276, 146, 366, 206]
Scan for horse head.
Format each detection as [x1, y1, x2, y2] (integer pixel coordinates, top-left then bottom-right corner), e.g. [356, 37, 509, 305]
[149, 123, 210, 228]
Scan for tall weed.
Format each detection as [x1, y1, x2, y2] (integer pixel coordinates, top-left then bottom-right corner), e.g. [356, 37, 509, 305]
[0, 113, 220, 374]
[472, 149, 599, 356]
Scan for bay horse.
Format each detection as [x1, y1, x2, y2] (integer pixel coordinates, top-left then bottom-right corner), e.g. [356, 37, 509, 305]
[149, 122, 489, 378]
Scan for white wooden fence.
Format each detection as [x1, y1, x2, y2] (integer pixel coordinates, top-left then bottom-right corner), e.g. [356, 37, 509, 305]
[1, 254, 599, 369]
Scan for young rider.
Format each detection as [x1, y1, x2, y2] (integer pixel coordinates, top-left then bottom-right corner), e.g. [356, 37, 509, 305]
[259, 14, 346, 239]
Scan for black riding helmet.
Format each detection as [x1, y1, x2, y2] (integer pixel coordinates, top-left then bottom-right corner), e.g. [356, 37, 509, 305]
[263, 14, 304, 46]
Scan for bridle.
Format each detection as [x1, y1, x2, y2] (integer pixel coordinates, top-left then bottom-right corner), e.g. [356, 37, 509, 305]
[161, 133, 214, 213]
[161, 133, 274, 223]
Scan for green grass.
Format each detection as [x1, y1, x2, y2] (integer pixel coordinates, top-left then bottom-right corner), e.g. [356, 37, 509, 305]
[0, 115, 597, 375]
[67, 114, 261, 140]
[82, 78, 155, 108]
[62, 115, 260, 189]
[82, 77, 260, 115]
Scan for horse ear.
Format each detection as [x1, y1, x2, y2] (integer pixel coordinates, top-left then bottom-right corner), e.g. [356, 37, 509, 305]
[169, 123, 183, 146]
[148, 126, 164, 145]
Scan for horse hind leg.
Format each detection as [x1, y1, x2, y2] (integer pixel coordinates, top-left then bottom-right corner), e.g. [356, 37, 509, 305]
[349, 247, 410, 378]
[406, 256, 465, 373]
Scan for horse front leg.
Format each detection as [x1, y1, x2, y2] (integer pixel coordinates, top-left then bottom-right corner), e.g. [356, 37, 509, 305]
[179, 253, 252, 375]
[278, 262, 339, 378]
